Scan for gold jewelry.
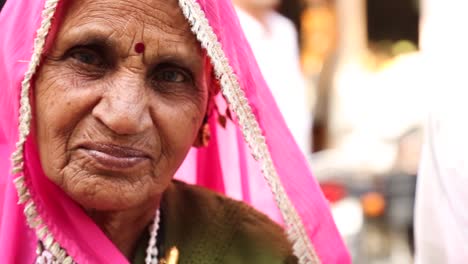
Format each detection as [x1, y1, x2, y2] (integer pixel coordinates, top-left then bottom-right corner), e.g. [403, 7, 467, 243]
[159, 247, 179, 264]
[201, 123, 211, 147]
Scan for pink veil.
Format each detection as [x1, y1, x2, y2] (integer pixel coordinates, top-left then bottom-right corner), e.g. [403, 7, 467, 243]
[0, 0, 350, 263]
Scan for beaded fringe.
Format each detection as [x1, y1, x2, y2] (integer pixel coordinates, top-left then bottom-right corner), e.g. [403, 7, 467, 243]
[15, 177, 73, 263]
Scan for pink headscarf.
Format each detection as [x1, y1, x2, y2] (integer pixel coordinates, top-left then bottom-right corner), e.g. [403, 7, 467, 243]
[0, 0, 350, 263]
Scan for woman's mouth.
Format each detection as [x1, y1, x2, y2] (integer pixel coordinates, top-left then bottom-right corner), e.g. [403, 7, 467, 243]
[79, 143, 150, 170]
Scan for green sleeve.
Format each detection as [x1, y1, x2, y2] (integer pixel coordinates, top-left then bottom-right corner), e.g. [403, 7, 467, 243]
[222, 205, 298, 264]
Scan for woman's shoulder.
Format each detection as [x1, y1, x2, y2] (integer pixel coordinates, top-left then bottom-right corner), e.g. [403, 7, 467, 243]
[160, 180, 297, 264]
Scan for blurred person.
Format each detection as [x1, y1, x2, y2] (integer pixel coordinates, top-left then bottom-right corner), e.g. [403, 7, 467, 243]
[233, 0, 312, 154]
[415, 0, 468, 263]
[309, 0, 427, 179]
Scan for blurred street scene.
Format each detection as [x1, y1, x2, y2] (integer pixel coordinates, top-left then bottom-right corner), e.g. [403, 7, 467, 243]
[235, 0, 423, 263]
[302, 1, 421, 263]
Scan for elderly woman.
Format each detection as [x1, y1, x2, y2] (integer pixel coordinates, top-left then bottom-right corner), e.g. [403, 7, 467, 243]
[0, 0, 349, 263]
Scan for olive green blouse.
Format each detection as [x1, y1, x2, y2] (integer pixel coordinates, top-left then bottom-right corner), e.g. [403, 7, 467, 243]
[132, 181, 297, 264]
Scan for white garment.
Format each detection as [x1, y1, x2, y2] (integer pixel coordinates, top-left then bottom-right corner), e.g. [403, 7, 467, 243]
[310, 54, 429, 180]
[235, 8, 311, 154]
[415, 1, 468, 263]
[415, 90, 468, 264]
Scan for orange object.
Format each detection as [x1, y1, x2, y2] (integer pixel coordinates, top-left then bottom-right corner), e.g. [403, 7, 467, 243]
[361, 192, 386, 217]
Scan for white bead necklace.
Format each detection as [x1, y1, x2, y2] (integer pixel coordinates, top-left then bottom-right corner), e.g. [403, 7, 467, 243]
[145, 209, 161, 264]
[36, 209, 161, 264]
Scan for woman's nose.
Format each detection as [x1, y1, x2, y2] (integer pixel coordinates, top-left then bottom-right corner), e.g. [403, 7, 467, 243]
[92, 76, 153, 135]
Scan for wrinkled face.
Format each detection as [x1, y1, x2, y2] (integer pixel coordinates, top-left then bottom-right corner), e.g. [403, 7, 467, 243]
[35, 0, 209, 211]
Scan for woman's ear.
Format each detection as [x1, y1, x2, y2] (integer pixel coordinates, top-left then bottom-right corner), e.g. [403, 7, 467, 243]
[193, 63, 217, 148]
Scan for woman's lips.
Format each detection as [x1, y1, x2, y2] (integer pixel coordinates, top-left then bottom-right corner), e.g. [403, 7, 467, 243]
[79, 143, 149, 170]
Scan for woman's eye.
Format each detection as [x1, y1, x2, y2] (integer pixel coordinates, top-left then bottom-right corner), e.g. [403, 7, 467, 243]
[155, 70, 188, 83]
[150, 66, 197, 95]
[70, 49, 102, 66]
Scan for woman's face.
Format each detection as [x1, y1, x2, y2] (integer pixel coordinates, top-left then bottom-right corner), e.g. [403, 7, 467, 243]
[35, 0, 209, 211]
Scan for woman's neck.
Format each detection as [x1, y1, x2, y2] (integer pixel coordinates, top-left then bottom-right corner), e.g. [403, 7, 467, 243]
[86, 198, 160, 259]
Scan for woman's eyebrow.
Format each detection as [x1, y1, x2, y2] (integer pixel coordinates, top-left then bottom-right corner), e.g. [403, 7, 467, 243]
[60, 27, 118, 51]
[146, 52, 201, 70]
[74, 35, 112, 47]
[145, 39, 203, 66]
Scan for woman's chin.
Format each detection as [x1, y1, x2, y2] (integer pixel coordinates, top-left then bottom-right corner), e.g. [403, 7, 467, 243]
[58, 173, 162, 211]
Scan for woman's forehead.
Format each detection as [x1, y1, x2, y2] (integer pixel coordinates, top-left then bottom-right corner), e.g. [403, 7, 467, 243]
[56, 0, 199, 54]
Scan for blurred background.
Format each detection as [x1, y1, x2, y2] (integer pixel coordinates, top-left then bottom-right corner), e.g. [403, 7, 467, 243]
[298, 2, 421, 263]
[234, 0, 423, 263]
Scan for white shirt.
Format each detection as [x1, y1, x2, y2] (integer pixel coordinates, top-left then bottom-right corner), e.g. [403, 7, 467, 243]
[235, 8, 311, 154]
[415, 88, 468, 264]
[415, 1, 468, 263]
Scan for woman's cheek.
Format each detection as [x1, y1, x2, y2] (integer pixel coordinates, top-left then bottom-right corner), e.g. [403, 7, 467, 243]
[34, 65, 84, 178]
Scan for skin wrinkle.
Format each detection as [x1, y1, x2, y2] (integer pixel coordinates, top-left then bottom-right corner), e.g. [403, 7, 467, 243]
[123, 17, 141, 58]
[71, 3, 188, 41]
[34, 0, 210, 258]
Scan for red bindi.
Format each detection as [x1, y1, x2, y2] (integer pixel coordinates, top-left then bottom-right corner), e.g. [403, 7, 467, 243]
[134, 42, 145, 54]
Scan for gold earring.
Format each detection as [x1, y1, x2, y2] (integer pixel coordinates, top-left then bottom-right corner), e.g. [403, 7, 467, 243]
[201, 123, 211, 147]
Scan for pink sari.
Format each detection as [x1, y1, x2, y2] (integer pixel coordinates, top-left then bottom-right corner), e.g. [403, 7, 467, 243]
[0, 0, 350, 263]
